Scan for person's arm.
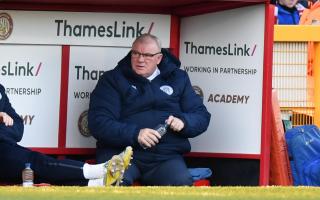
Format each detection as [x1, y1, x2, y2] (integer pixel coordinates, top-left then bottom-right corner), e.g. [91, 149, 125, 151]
[0, 85, 24, 142]
[88, 73, 140, 148]
[173, 71, 211, 138]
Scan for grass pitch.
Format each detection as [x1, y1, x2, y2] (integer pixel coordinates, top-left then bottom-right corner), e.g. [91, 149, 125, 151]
[0, 186, 319, 200]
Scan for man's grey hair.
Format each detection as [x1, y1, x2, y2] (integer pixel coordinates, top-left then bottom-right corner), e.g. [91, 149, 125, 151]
[132, 33, 162, 50]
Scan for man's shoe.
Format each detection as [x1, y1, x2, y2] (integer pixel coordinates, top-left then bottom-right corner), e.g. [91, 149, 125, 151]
[104, 146, 133, 186]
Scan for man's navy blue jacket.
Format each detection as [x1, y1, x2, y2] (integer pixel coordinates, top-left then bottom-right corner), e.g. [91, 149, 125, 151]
[0, 84, 24, 144]
[88, 49, 211, 161]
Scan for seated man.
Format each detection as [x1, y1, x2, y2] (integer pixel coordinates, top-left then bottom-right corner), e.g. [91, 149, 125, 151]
[88, 33, 211, 186]
[0, 83, 133, 186]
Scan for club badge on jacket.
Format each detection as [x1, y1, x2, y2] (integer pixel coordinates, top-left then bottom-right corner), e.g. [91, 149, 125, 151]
[160, 85, 173, 95]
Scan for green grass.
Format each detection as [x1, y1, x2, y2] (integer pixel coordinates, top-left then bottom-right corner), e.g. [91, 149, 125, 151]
[0, 186, 319, 200]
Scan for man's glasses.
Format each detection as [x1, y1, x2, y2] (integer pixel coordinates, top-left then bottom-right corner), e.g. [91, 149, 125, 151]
[131, 50, 162, 59]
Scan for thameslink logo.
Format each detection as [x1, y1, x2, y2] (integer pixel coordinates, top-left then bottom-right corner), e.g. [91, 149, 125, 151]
[55, 20, 146, 38]
[184, 41, 257, 57]
[1, 61, 42, 76]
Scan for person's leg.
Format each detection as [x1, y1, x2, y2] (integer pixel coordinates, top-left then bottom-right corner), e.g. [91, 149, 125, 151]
[121, 161, 141, 186]
[0, 142, 133, 186]
[141, 156, 193, 186]
[30, 152, 87, 185]
[33, 146, 133, 186]
[0, 142, 87, 185]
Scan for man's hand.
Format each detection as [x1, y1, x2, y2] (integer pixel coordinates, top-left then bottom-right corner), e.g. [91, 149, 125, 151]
[138, 128, 161, 149]
[0, 112, 14, 126]
[166, 115, 184, 132]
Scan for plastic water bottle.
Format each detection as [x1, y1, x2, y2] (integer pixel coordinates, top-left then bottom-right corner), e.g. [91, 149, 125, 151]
[22, 163, 34, 187]
[154, 123, 168, 136]
[141, 123, 168, 149]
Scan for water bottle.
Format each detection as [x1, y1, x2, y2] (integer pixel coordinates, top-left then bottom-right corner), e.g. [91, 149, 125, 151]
[22, 163, 34, 187]
[141, 123, 168, 149]
[154, 123, 168, 136]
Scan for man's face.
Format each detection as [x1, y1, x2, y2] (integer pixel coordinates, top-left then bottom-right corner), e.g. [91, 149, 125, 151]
[279, 0, 298, 8]
[131, 40, 163, 78]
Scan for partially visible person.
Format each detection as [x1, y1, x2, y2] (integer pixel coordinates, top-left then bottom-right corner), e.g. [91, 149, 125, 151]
[274, 0, 306, 24]
[88, 33, 211, 186]
[299, 0, 320, 81]
[0, 83, 133, 186]
[299, 0, 320, 24]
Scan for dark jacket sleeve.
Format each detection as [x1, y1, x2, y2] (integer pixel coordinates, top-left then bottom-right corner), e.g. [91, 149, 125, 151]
[176, 71, 211, 138]
[0, 84, 24, 143]
[88, 73, 140, 148]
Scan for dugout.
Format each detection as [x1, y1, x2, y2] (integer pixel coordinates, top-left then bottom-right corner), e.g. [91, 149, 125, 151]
[0, 0, 273, 186]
